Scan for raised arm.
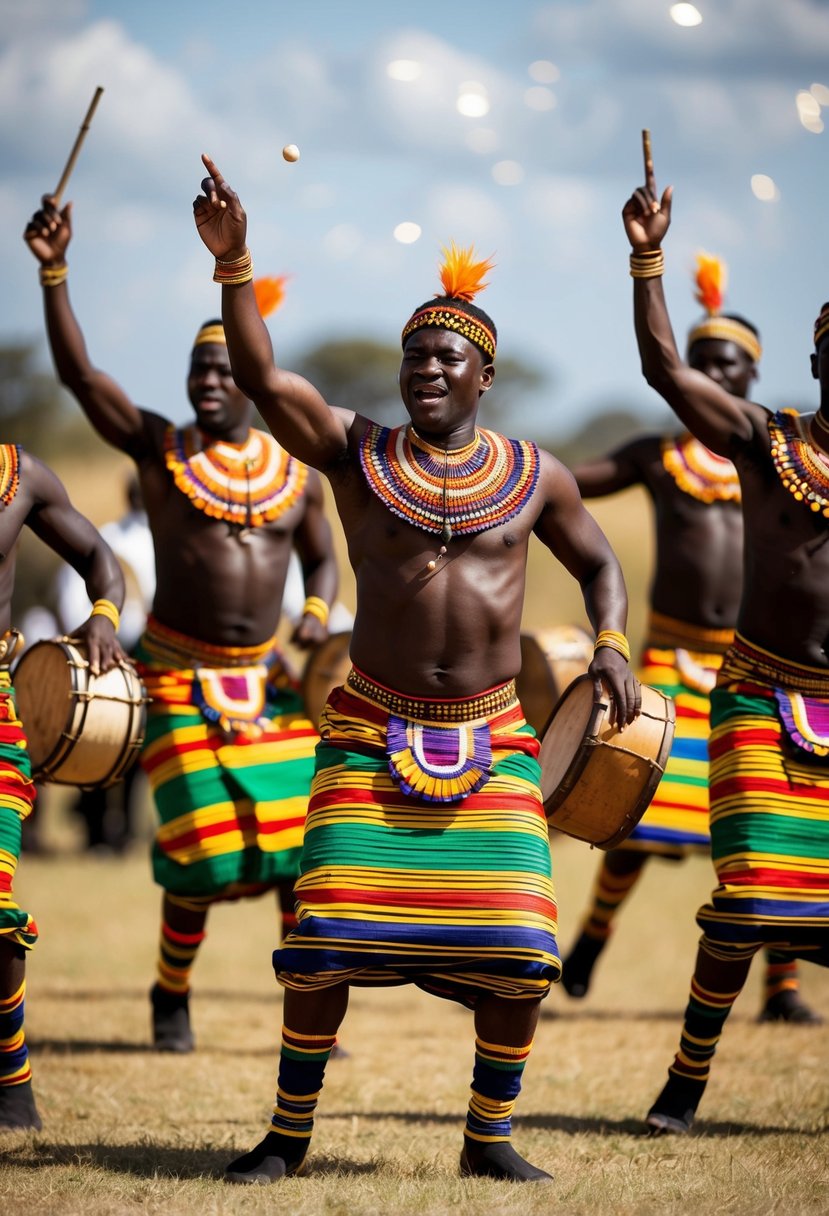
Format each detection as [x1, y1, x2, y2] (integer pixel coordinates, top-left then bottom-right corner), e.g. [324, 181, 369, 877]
[571, 439, 645, 498]
[23, 197, 158, 458]
[290, 469, 339, 650]
[622, 158, 766, 457]
[24, 453, 126, 673]
[533, 452, 638, 725]
[192, 156, 353, 472]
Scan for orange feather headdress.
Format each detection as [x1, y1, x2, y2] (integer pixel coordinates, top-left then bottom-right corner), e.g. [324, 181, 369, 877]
[402, 243, 497, 359]
[687, 251, 761, 364]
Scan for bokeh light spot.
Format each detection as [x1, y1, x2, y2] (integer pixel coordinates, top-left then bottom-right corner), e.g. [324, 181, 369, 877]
[528, 60, 560, 84]
[387, 59, 421, 82]
[524, 87, 557, 112]
[750, 174, 780, 202]
[810, 82, 829, 106]
[670, 3, 703, 26]
[457, 82, 490, 118]
[492, 160, 524, 186]
[393, 222, 422, 244]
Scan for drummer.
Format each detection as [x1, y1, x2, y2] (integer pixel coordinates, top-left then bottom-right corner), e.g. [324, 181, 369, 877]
[561, 255, 821, 1024]
[24, 197, 339, 1053]
[191, 156, 638, 1185]
[0, 446, 125, 1129]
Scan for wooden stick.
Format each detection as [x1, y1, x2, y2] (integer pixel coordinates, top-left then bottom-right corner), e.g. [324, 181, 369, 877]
[53, 86, 105, 205]
[642, 128, 653, 183]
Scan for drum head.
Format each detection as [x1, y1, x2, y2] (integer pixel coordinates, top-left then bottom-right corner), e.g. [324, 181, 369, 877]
[301, 631, 352, 725]
[538, 676, 601, 804]
[13, 639, 79, 770]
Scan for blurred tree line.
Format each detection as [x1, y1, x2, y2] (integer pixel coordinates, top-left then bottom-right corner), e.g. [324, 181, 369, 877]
[2, 334, 656, 621]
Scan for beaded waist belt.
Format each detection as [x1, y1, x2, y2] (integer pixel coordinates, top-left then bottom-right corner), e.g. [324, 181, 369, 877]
[718, 633, 829, 697]
[647, 611, 734, 655]
[140, 615, 278, 670]
[345, 667, 519, 725]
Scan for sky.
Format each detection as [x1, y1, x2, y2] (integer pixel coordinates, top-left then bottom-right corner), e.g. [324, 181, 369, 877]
[2, 0, 829, 442]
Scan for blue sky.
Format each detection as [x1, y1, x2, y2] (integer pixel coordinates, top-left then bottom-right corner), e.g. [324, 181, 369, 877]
[2, 0, 829, 441]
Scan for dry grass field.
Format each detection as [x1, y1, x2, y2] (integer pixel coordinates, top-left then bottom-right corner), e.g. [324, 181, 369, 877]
[2, 457, 825, 1213]
[1, 803, 827, 1216]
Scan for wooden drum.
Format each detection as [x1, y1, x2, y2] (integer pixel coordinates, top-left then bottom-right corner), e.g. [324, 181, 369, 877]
[301, 631, 352, 726]
[517, 625, 595, 737]
[13, 638, 148, 789]
[539, 674, 675, 850]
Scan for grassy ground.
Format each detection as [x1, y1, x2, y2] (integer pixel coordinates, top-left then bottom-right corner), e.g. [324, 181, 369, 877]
[2, 800, 827, 1215]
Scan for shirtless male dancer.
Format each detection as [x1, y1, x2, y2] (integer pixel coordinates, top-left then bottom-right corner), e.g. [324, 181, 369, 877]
[192, 154, 639, 1184]
[563, 260, 820, 1023]
[622, 150, 829, 1134]
[24, 195, 338, 1053]
[0, 445, 124, 1129]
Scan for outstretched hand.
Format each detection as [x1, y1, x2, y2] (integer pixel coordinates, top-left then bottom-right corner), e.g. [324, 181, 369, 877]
[24, 195, 72, 264]
[621, 139, 673, 251]
[193, 154, 248, 260]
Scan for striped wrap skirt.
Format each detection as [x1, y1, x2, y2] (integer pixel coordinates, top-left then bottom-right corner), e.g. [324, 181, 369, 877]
[0, 671, 37, 950]
[135, 617, 318, 898]
[274, 668, 561, 1008]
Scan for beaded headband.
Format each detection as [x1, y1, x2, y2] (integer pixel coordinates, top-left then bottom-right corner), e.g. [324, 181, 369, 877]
[402, 243, 497, 361]
[193, 323, 226, 348]
[814, 305, 829, 351]
[687, 251, 761, 364]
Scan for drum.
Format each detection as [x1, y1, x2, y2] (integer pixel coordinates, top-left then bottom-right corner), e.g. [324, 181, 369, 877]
[517, 625, 595, 737]
[539, 674, 675, 850]
[301, 631, 352, 726]
[13, 637, 148, 789]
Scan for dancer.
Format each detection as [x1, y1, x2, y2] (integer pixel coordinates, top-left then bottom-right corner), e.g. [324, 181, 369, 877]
[622, 150, 829, 1134]
[563, 256, 819, 1023]
[24, 195, 338, 1053]
[192, 154, 639, 1183]
[0, 445, 124, 1128]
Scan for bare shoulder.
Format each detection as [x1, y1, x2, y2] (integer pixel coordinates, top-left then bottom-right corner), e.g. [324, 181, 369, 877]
[535, 446, 581, 506]
[19, 449, 70, 507]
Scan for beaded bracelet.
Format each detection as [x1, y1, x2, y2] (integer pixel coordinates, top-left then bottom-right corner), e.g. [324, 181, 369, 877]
[213, 248, 253, 286]
[594, 629, 631, 663]
[90, 598, 121, 631]
[40, 263, 68, 288]
[303, 596, 330, 626]
[629, 249, 664, 280]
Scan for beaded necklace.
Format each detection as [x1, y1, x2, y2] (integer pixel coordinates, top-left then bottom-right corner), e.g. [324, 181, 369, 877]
[661, 433, 740, 504]
[360, 423, 539, 564]
[769, 408, 829, 518]
[0, 445, 21, 509]
[164, 424, 307, 528]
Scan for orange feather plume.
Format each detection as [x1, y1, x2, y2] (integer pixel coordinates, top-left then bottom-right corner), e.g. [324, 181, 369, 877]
[437, 242, 495, 302]
[694, 252, 727, 316]
[253, 275, 289, 319]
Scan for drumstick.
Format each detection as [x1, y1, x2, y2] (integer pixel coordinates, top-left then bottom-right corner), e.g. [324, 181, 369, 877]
[53, 86, 104, 206]
[642, 128, 653, 183]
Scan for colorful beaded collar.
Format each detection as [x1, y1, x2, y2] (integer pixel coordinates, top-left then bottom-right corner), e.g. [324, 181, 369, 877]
[661, 433, 740, 504]
[164, 424, 307, 528]
[0, 445, 21, 509]
[769, 409, 829, 519]
[359, 423, 539, 538]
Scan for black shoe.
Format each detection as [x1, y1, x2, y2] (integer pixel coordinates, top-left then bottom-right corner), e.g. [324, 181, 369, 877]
[758, 990, 824, 1025]
[460, 1137, 553, 1182]
[645, 1076, 704, 1136]
[225, 1131, 308, 1184]
[561, 933, 606, 998]
[150, 984, 194, 1052]
[0, 1079, 42, 1131]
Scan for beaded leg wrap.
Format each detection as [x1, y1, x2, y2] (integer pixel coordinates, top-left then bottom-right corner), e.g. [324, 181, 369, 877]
[563, 856, 644, 997]
[459, 1036, 551, 1182]
[647, 939, 750, 1134]
[226, 1027, 336, 1184]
